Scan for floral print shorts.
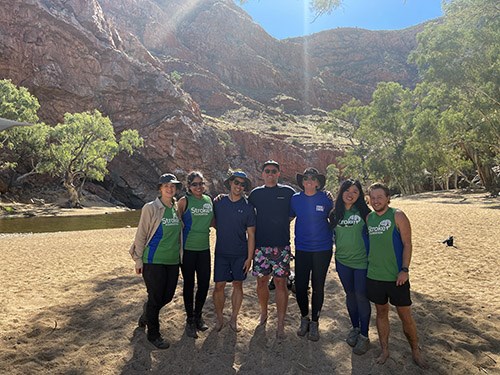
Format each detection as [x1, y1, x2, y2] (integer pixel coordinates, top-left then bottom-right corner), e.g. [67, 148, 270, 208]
[252, 246, 291, 278]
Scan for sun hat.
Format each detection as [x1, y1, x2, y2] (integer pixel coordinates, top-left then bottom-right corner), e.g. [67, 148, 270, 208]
[158, 173, 182, 188]
[223, 170, 252, 191]
[261, 160, 280, 171]
[296, 167, 326, 191]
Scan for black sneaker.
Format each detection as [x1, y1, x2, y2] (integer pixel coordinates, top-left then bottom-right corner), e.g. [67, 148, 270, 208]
[185, 320, 198, 338]
[148, 336, 170, 349]
[195, 315, 209, 332]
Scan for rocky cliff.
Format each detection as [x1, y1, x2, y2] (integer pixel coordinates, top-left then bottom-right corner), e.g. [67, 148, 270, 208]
[0, 0, 425, 204]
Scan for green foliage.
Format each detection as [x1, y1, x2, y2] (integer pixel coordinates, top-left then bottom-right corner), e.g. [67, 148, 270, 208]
[39, 110, 143, 207]
[0, 80, 46, 173]
[325, 163, 340, 195]
[0, 79, 39, 123]
[321, 0, 499, 194]
[170, 71, 182, 85]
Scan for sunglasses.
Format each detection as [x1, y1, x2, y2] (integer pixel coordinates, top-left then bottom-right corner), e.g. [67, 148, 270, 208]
[303, 176, 318, 181]
[190, 182, 205, 187]
[264, 169, 278, 174]
[232, 179, 247, 187]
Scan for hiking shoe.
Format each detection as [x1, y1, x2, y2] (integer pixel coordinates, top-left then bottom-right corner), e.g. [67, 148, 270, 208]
[185, 320, 198, 338]
[297, 316, 310, 337]
[138, 302, 147, 328]
[148, 336, 170, 349]
[195, 315, 209, 332]
[308, 321, 320, 341]
[353, 334, 370, 355]
[346, 327, 360, 347]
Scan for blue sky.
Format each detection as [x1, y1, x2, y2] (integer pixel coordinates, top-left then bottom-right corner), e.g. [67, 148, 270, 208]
[236, 0, 444, 40]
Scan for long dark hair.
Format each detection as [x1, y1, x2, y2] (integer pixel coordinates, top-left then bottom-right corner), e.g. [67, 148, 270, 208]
[186, 171, 205, 196]
[330, 179, 371, 228]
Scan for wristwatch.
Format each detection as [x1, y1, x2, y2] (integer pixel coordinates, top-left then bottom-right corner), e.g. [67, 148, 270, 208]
[401, 267, 409, 273]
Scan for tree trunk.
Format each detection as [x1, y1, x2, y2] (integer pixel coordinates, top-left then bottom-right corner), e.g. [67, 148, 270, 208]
[63, 177, 82, 208]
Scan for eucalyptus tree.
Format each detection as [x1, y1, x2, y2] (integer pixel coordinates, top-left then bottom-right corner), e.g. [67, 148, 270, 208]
[39, 110, 144, 207]
[410, 0, 500, 192]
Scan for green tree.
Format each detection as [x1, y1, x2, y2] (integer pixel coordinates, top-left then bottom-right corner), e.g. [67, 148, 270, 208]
[39, 110, 144, 207]
[410, 0, 500, 192]
[0, 80, 50, 185]
[318, 99, 372, 184]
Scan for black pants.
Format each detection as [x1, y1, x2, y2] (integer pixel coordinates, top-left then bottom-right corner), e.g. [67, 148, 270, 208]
[181, 249, 211, 319]
[142, 263, 179, 340]
[294, 249, 332, 322]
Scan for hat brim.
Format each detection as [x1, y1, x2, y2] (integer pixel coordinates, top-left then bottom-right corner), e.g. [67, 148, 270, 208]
[224, 176, 252, 191]
[296, 173, 326, 191]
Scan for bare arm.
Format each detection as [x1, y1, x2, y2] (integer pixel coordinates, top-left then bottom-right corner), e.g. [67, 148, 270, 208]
[395, 209, 412, 286]
[243, 226, 256, 274]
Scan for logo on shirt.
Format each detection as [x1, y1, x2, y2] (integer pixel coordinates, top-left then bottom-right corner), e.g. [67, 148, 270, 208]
[339, 214, 362, 226]
[161, 216, 180, 226]
[368, 219, 392, 235]
[316, 205, 324, 212]
[191, 203, 213, 216]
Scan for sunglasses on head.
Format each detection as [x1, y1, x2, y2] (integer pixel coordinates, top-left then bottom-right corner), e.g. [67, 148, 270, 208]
[264, 169, 278, 174]
[303, 175, 317, 181]
[190, 182, 205, 187]
[232, 179, 246, 187]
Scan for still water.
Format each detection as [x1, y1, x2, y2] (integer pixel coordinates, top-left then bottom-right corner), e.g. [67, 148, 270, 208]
[0, 210, 141, 234]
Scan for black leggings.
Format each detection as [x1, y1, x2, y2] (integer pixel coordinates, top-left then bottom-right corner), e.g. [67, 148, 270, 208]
[181, 249, 211, 319]
[294, 249, 332, 322]
[143, 263, 179, 340]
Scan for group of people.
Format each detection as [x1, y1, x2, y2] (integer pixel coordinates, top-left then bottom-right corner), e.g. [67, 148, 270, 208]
[129, 160, 427, 369]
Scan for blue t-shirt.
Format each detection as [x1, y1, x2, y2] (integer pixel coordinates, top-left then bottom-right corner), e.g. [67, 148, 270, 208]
[214, 195, 256, 256]
[290, 191, 333, 252]
[248, 184, 295, 247]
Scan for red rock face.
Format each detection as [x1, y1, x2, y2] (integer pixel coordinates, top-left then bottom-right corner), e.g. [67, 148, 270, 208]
[0, 0, 422, 204]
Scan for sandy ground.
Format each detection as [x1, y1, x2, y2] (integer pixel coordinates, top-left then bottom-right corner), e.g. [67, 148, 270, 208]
[0, 191, 499, 374]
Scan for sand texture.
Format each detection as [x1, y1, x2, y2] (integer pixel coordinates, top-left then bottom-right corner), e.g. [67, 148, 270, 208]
[0, 192, 499, 374]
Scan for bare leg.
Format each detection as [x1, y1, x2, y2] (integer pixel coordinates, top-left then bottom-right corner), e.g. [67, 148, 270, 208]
[375, 303, 390, 364]
[256, 275, 270, 325]
[229, 281, 243, 332]
[274, 277, 289, 339]
[396, 306, 428, 369]
[213, 281, 226, 331]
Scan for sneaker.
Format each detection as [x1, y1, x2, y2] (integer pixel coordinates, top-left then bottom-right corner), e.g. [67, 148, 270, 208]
[185, 319, 198, 338]
[297, 316, 310, 337]
[195, 315, 209, 332]
[148, 336, 170, 349]
[346, 327, 360, 347]
[138, 302, 147, 328]
[353, 334, 370, 355]
[308, 321, 320, 341]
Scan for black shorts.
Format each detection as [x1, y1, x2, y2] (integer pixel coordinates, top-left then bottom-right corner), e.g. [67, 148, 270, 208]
[214, 254, 247, 283]
[366, 278, 412, 306]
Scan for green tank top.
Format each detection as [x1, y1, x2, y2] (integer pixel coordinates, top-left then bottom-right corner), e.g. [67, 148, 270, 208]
[143, 205, 181, 265]
[334, 208, 368, 269]
[367, 207, 404, 281]
[182, 194, 213, 251]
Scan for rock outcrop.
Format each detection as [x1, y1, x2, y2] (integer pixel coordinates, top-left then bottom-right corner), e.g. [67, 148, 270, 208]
[0, 0, 426, 204]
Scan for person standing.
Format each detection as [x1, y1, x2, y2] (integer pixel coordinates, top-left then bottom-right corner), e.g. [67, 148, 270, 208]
[129, 173, 183, 349]
[290, 167, 333, 341]
[213, 171, 256, 332]
[249, 160, 295, 339]
[178, 171, 214, 338]
[366, 182, 427, 368]
[330, 179, 371, 354]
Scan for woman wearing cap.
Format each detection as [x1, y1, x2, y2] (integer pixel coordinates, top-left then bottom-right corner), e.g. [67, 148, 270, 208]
[129, 173, 183, 349]
[178, 171, 214, 338]
[289, 167, 334, 341]
[330, 179, 371, 354]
